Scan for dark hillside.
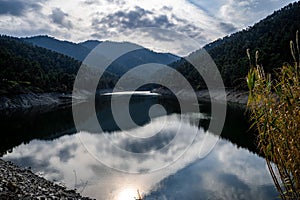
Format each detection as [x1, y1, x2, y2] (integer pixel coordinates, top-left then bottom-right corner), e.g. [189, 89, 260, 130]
[175, 1, 300, 89]
[0, 36, 116, 95]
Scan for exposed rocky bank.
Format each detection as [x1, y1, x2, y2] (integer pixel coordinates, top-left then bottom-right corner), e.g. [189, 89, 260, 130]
[0, 89, 248, 113]
[152, 88, 248, 105]
[196, 89, 248, 105]
[0, 159, 94, 200]
[0, 93, 71, 111]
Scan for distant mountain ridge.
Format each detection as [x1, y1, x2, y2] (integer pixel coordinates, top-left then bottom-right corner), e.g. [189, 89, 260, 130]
[23, 36, 180, 75]
[23, 36, 91, 61]
[79, 40, 102, 50]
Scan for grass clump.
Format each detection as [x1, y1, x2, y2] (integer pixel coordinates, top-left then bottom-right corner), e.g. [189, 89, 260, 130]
[247, 31, 300, 199]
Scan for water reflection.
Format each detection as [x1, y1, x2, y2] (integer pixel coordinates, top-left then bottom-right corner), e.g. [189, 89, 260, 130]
[3, 112, 277, 199]
[0, 95, 175, 156]
[0, 105, 77, 156]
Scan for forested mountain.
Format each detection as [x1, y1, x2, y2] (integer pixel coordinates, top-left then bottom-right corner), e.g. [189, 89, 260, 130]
[0, 35, 179, 95]
[0, 36, 116, 95]
[23, 36, 180, 75]
[23, 36, 91, 61]
[176, 1, 300, 89]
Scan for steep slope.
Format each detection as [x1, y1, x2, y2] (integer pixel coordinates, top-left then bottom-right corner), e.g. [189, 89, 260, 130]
[0, 36, 116, 95]
[176, 1, 300, 89]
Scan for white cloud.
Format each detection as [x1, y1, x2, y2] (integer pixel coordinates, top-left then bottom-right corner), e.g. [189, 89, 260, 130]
[218, 0, 297, 28]
[49, 8, 73, 29]
[0, 0, 297, 55]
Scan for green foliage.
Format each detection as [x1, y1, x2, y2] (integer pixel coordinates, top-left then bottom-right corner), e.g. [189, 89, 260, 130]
[247, 32, 300, 199]
[0, 35, 117, 95]
[176, 1, 300, 90]
[0, 35, 80, 94]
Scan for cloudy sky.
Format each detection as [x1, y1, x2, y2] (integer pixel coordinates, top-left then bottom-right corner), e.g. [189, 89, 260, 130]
[0, 0, 297, 55]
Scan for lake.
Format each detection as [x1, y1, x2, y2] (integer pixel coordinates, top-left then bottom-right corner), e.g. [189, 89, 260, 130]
[0, 93, 277, 200]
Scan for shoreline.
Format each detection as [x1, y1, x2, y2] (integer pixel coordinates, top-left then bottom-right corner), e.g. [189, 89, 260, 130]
[152, 88, 248, 105]
[0, 92, 71, 111]
[0, 159, 94, 199]
[0, 89, 116, 113]
[0, 89, 248, 113]
[197, 89, 248, 105]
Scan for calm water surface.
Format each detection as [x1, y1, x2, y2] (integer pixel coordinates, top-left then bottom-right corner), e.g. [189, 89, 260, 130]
[0, 93, 277, 200]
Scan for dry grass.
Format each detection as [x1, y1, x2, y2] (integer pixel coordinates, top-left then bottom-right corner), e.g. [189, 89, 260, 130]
[247, 31, 300, 199]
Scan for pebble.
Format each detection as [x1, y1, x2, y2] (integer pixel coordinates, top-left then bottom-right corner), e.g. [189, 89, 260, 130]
[0, 159, 94, 200]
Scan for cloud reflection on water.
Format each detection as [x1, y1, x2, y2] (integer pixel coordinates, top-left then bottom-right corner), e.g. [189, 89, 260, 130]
[3, 113, 276, 200]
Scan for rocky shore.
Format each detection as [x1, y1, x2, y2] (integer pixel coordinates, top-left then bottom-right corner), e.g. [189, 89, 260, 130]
[0, 89, 114, 112]
[0, 89, 248, 113]
[196, 89, 248, 105]
[152, 88, 248, 105]
[0, 159, 94, 200]
[0, 93, 71, 111]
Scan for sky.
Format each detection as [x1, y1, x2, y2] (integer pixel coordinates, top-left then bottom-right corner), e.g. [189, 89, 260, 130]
[0, 0, 297, 55]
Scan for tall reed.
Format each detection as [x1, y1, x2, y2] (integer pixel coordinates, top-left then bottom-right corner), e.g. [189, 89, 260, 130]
[247, 31, 300, 199]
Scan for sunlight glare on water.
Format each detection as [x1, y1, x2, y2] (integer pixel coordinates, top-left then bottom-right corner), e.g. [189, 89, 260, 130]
[116, 187, 141, 200]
